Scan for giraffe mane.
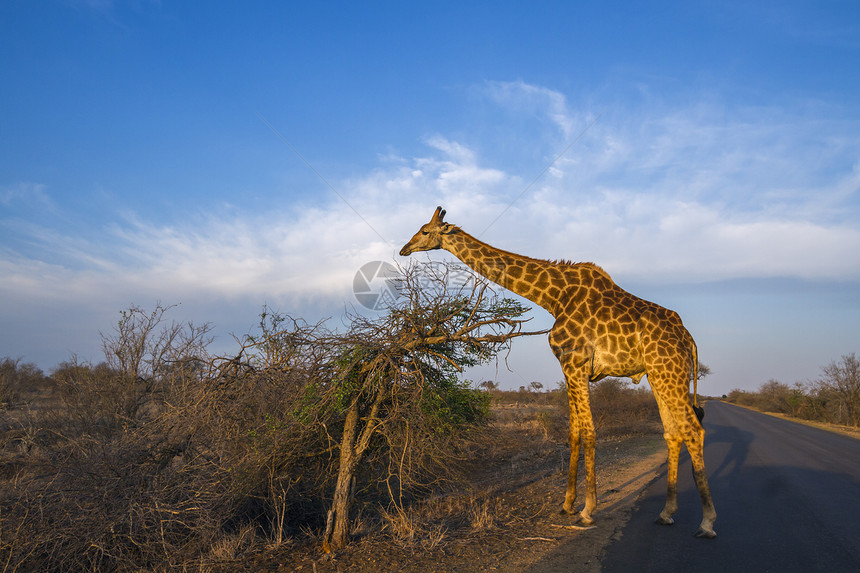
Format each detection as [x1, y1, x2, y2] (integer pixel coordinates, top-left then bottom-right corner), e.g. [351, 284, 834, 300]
[447, 225, 615, 281]
[555, 260, 615, 281]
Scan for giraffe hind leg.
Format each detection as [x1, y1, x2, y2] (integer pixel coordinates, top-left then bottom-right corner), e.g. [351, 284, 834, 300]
[693, 467, 717, 538]
[681, 401, 717, 538]
[652, 381, 717, 538]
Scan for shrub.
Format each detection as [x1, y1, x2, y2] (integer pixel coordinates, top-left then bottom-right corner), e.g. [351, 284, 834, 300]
[0, 262, 546, 568]
[725, 355, 860, 428]
[0, 357, 46, 405]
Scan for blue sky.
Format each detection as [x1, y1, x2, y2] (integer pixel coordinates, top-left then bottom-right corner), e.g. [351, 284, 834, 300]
[2, 1, 859, 396]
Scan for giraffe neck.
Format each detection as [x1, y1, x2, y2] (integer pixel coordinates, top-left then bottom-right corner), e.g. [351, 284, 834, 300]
[441, 228, 566, 314]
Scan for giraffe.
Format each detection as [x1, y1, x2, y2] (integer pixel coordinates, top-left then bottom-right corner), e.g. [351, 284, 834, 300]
[399, 207, 717, 538]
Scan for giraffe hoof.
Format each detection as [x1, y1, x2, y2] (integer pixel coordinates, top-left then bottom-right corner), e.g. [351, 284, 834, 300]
[579, 514, 595, 526]
[655, 516, 674, 526]
[695, 527, 717, 539]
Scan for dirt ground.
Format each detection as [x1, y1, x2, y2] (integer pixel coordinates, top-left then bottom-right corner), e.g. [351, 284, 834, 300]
[1, 384, 667, 572]
[243, 432, 667, 573]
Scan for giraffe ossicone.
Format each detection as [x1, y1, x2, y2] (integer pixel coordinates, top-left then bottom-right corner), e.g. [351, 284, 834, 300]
[400, 206, 717, 539]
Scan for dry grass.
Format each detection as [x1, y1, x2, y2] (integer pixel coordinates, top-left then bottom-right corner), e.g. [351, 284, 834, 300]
[207, 524, 259, 562]
[1, 353, 661, 572]
[468, 498, 500, 532]
[379, 506, 449, 549]
[491, 378, 661, 442]
[0, 360, 333, 572]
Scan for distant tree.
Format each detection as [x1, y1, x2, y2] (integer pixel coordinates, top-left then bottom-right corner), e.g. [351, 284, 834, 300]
[0, 357, 45, 404]
[816, 353, 860, 426]
[100, 302, 213, 390]
[758, 379, 794, 414]
[478, 380, 499, 392]
[529, 381, 544, 393]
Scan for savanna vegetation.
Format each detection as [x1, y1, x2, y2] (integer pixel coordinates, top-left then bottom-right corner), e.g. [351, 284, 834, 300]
[724, 353, 860, 428]
[0, 262, 672, 572]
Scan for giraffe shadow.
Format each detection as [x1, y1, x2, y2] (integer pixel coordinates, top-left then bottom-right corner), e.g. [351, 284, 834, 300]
[700, 422, 754, 484]
[596, 461, 860, 572]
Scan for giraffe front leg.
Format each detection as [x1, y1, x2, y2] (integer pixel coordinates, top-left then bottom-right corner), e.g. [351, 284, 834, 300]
[579, 431, 597, 526]
[562, 393, 597, 525]
[553, 343, 595, 524]
[561, 425, 580, 515]
[656, 434, 681, 526]
[652, 392, 682, 526]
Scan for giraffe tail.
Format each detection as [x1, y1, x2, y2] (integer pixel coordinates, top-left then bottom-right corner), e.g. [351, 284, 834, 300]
[691, 338, 704, 422]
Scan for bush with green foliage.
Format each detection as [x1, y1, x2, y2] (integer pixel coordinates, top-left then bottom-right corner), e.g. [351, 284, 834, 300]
[0, 262, 543, 569]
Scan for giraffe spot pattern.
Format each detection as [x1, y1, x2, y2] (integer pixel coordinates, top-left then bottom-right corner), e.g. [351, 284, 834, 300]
[399, 208, 716, 537]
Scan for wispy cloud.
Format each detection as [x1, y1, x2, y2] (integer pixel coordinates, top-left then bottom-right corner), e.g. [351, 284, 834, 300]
[482, 80, 579, 138]
[523, 194, 860, 283]
[416, 135, 510, 197]
[0, 182, 54, 209]
[2, 85, 859, 319]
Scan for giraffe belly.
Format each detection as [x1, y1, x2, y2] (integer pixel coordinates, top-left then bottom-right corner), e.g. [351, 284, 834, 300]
[591, 348, 645, 381]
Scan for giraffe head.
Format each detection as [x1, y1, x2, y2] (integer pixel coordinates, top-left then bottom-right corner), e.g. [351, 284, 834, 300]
[399, 206, 456, 256]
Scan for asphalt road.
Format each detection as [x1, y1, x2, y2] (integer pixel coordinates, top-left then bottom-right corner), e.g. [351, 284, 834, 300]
[601, 401, 860, 572]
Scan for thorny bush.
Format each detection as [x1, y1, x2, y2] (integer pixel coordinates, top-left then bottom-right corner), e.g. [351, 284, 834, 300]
[0, 262, 545, 570]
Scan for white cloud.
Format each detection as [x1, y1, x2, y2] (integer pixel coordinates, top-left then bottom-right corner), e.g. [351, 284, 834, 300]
[0, 138, 506, 313]
[416, 135, 508, 195]
[0, 182, 53, 209]
[516, 195, 860, 283]
[2, 88, 859, 332]
[482, 80, 578, 138]
[2, 84, 860, 383]
[410, 98, 860, 284]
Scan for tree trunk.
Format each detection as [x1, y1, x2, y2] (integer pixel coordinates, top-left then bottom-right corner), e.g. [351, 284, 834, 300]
[322, 385, 387, 552]
[323, 400, 359, 552]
